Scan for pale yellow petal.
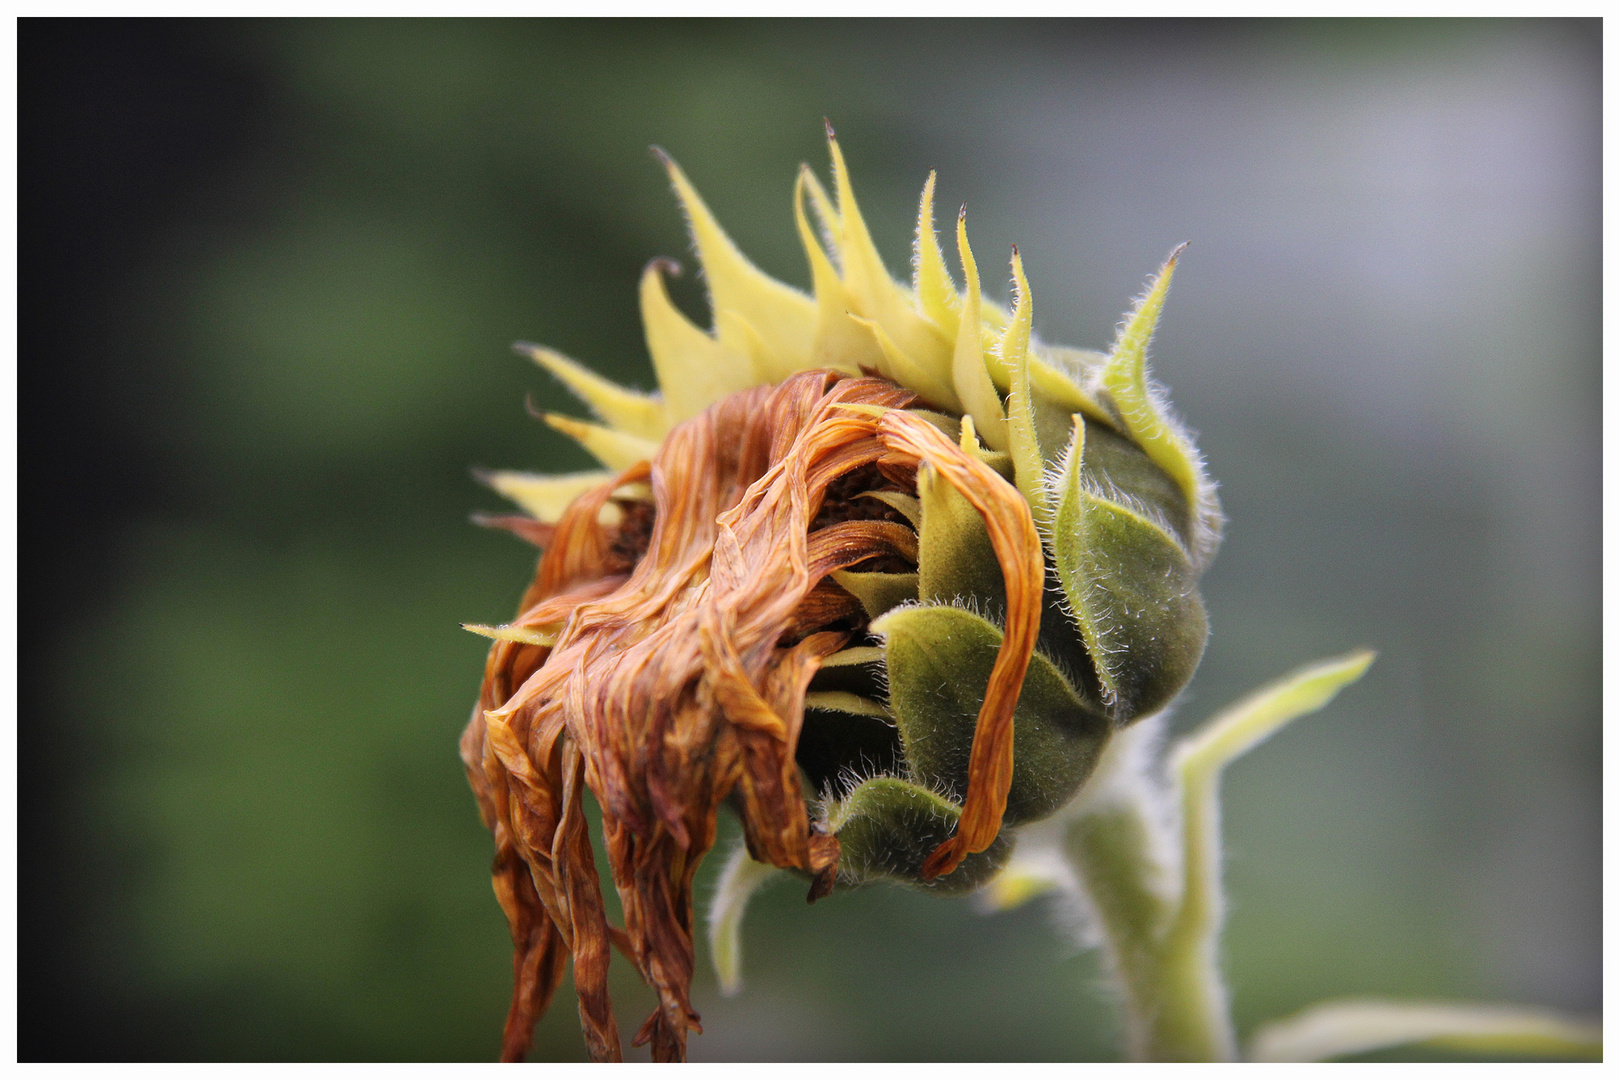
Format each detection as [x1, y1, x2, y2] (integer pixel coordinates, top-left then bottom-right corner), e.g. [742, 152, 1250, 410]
[543, 413, 660, 472]
[825, 132, 954, 388]
[710, 308, 792, 383]
[638, 259, 761, 423]
[793, 167, 878, 377]
[517, 342, 667, 441]
[847, 313, 960, 412]
[951, 211, 1008, 451]
[913, 171, 960, 338]
[657, 148, 815, 373]
[462, 623, 557, 647]
[476, 468, 613, 523]
[801, 165, 841, 258]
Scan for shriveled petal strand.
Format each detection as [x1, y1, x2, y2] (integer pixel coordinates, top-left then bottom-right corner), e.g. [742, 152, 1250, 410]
[874, 410, 1043, 879]
[468, 371, 920, 1061]
[497, 852, 569, 1062]
[470, 512, 555, 549]
[559, 751, 622, 1062]
[805, 519, 919, 575]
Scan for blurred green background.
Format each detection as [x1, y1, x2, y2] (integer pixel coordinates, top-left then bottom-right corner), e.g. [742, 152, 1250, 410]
[22, 18, 1599, 1061]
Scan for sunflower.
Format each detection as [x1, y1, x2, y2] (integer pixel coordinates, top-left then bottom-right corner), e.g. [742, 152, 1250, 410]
[461, 124, 1220, 1062]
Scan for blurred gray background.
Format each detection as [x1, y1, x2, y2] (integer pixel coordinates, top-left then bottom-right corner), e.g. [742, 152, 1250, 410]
[23, 18, 1598, 1061]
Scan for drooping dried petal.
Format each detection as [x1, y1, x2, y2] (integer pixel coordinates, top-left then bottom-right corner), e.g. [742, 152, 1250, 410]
[466, 372, 985, 1060]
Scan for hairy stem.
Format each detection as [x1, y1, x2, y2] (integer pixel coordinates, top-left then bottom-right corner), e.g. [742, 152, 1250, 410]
[1062, 652, 1375, 1061]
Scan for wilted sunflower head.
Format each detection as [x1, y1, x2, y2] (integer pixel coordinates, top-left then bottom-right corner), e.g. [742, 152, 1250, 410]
[460, 125, 1221, 1062]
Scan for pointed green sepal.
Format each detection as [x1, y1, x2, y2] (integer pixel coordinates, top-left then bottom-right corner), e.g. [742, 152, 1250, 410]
[917, 461, 1006, 620]
[824, 775, 1014, 894]
[871, 603, 1112, 826]
[1002, 248, 1050, 523]
[1097, 245, 1216, 558]
[830, 570, 920, 620]
[802, 690, 892, 719]
[1050, 416, 1208, 721]
[859, 490, 922, 528]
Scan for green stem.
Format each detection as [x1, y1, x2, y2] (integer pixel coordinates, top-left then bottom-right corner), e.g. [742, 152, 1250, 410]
[1063, 778, 1234, 1061]
[1061, 652, 1375, 1061]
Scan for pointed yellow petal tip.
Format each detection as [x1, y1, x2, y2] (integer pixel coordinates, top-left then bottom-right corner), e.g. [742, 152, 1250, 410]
[543, 412, 660, 472]
[817, 134, 954, 391]
[794, 169, 877, 377]
[474, 468, 614, 523]
[462, 623, 557, 647]
[825, 122, 899, 306]
[638, 257, 760, 421]
[515, 341, 667, 441]
[914, 170, 960, 336]
[950, 209, 1008, 451]
[799, 163, 840, 252]
[656, 145, 815, 374]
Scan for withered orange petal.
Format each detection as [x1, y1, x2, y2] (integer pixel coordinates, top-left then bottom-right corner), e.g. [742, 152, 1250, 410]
[469, 372, 948, 1061]
[875, 410, 1043, 880]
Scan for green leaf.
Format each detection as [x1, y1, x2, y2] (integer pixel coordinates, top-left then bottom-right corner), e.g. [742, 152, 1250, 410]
[1247, 999, 1601, 1063]
[1171, 649, 1377, 781]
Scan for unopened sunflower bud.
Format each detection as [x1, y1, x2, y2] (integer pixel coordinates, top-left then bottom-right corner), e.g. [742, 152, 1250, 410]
[462, 126, 1221, 1061]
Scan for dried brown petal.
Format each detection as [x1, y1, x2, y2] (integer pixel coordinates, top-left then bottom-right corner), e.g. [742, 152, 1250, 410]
[468, 372, 1048, 1061]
